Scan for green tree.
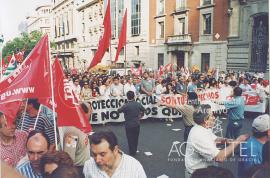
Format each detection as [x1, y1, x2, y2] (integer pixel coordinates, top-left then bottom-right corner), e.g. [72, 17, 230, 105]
[2, 31, 43, 62]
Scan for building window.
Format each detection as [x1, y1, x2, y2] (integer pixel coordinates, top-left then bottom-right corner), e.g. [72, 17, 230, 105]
[118, 0, 124, 37]
[176, 0, 186, 11]
[111, 0, 117, 38]
[135, 46, 139, 56]
[158, 53, 164, 68]
[82, 10, 85, 20]
[82, 23, 85, 33]
[92, 49, 97, 56]
[82, 36, 85, 42]
[157, 0, 165, 15]
[201, 53, 210, 72]
[202, 0, 212, 6]
[159, 21, 164, 38]
[203, 13, 211, 34]
[179, 18, 185, 35]
[131, 0, 141, 36]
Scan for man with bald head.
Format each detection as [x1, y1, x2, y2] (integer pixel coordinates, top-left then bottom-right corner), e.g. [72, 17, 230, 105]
[16, 130, 50, 178]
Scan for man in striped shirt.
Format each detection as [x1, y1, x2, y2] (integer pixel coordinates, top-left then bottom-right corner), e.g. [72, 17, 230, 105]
[83, 131, 147, 178]
[16, 130, 50, 178]
[17, 98, 56, 150]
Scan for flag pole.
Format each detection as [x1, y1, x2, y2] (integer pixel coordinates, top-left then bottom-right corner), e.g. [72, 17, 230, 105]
[33, 105, 42, 129]
[48, 35, 58, 150]
[124, 46, 127, 75]
[20, 99, 28, 130]
[0, 35, 4, 80]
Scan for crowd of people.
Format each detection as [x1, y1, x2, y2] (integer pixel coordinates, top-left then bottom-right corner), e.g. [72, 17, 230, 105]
[1, 68, 270, 178]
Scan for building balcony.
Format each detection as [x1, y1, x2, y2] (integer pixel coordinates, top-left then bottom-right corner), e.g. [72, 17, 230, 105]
[167, 34, 192, 44]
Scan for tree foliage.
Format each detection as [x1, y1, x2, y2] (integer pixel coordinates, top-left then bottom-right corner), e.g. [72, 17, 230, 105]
[2, 31, 43, 63]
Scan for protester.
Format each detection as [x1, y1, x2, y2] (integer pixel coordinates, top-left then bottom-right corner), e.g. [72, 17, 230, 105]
[61, 102, 92, 177]
[187, 78, 198, 105]
[223, 87, 245, 139]
[17, 98, 56, 150]
[239, 78, 253, 92]
[17, 130, 50, 178]
[238, 114, 270, 178]
[73, 79, 82, 100]
[40, 151, 73, 177]
[117, 91, 146, 156]
[124, 77, 136, 96]
[185, 104, 249, 178]
[48, 165, 82, 178]
[141, 71, 155, 96]
[160, 102, 197, 142]
[0, 112, 28, 167]
[110, 76, 124, 97]
[99, 78, 111, 97]
[83, 131, 147, 178]
[80, 82, 93, 101]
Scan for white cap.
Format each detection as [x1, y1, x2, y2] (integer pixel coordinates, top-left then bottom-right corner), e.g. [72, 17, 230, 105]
[252, 114, 270, 132]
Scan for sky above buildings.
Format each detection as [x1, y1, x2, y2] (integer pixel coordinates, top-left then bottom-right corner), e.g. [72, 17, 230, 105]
[0, 0, 50, 43]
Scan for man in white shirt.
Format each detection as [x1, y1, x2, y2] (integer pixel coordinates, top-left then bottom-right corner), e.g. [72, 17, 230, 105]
[185, 104, 249, 178]
[239, 78, 253, 92]
[110, 77, 124, 97]
[124, 77, 136, 96]
[73, 79, 81, 100]
[83, 131, 147, 178]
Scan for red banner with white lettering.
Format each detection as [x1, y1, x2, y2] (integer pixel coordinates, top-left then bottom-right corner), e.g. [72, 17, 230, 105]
[52, 58, 91, 133]
[0, 35, 51, 103]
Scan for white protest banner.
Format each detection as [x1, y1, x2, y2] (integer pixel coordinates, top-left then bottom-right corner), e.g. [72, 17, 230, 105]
[89, 95, 182, 124]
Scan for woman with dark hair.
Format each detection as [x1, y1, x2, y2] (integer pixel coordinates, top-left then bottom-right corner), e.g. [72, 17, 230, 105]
[164, 83, 175, 94]
[40, 151, 73, 177]
[48, 166, 81, 178]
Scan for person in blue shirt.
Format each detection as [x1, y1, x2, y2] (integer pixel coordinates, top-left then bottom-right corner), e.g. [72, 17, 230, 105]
[224, 87, 245, 139]
[187, 78, 198, 105]
[238, 114, 270, 178]
[239, 78, 253, 92]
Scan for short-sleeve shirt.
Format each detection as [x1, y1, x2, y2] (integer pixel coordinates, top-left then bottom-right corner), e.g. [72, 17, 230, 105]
[185, 125, 220, 174]
[238, 136, 264, 177]
[141, 79, 155, 93]
[83, 153, 147, 178]
[17, 113, 56, 145]
[175, 105, 195, 127]
[1, 131, 28, 167]
[16, 160, 42, 178]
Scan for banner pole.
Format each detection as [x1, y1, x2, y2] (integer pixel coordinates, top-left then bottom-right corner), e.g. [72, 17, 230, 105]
[48, 35, 58, 150]
[21, 99, 28, 130]
[33, 105, 42, 130]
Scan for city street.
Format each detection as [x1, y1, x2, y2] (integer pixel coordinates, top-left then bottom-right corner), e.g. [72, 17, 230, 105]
[92, 114, 255, 178]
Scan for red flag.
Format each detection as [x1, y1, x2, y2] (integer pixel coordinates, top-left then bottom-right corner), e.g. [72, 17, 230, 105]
[88, 0, 111, 69]
[0, 101, 22, 126]
[0, 35, 51, 103]
[53, 58, 91, 133]
[114, 9, 127, 63]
